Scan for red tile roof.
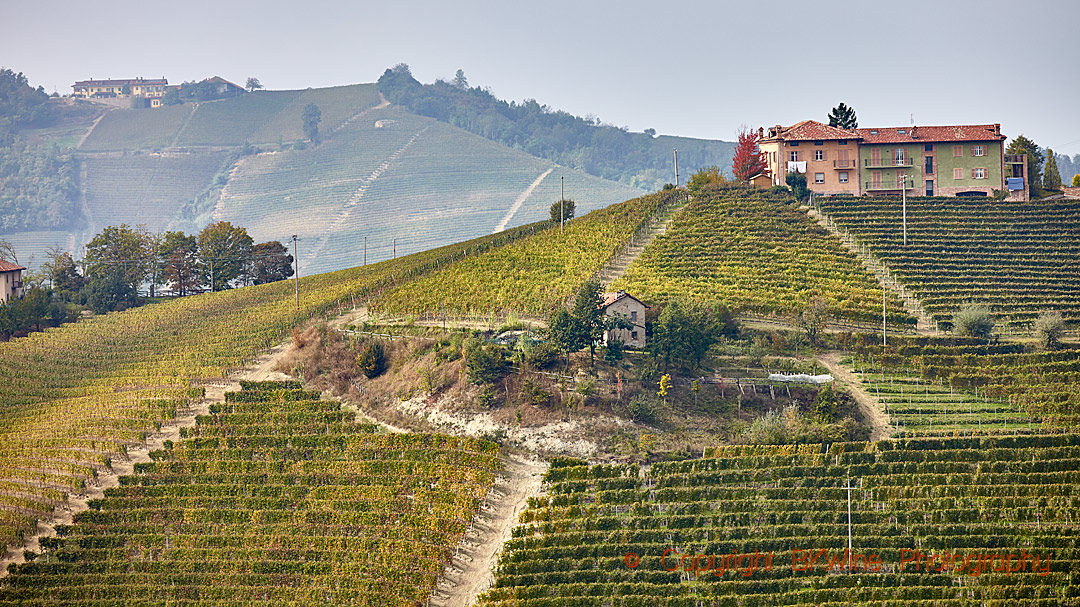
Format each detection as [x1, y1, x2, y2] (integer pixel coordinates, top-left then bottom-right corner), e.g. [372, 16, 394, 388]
[764, 120, 861, 142]
[0, 260, 26, 272]
[855, 124, 1004, 144]
[601, 291, 649, 309]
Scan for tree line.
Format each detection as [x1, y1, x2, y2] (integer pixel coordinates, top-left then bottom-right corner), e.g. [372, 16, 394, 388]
[376, 64, 733, 191]
[0, 221, 293, 339]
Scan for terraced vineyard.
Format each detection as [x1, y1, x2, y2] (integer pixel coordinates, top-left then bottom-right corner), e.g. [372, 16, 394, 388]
[480, 436, 1080, 606]
[78, 104, 194, 151]
[370, 189, 681, 320]
[216, 105, 643, 275]
[612, 185, 913, 326]
[816, 197, 1080, 332]
[0, 226, 535, 556]
[0, 382, 500, 606]
[82, 152, 231, 233]
[849, 335, 1080, 428]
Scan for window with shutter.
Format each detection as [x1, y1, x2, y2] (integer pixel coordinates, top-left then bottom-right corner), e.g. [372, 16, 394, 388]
[953, 145, 963, 157]
[954, 168, 963, 180]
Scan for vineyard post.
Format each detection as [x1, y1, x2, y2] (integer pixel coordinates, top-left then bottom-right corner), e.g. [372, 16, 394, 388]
[561, 176, 565, 232]
[292, 234, 299, 310]
[901, 174, 908, 246]
[882, 285, 887, 347]
[364, 236, 367, 266]
[841, 477, 857, 570]
[393, 238, 396, 260]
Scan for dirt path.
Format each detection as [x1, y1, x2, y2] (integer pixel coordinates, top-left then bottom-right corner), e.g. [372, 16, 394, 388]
[331, 93, 390, 135]
[493, 168, 554, 233]
[168, 103, 199, 148]
[0, 345, 293, 577]
[428, 456, 547, 607]
[598, 202, 683, 288]
[819, 352, 892, 441]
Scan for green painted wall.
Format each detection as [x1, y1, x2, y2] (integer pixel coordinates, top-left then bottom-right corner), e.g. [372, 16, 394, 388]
[859, 140, 1001, 194]
[936, 140, 1001, 189]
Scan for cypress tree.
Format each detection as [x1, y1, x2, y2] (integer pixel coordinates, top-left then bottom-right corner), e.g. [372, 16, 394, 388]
[1044, 149, 1062, 190]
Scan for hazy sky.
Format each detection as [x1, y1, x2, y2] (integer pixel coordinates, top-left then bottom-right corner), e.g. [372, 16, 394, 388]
[7, 0, 1080, 154]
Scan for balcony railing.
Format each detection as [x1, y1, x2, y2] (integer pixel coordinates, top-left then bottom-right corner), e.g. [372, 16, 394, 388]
[864, 158, 914, 168]
[832, 159, 855, 169]
[864, 181, 912, 191]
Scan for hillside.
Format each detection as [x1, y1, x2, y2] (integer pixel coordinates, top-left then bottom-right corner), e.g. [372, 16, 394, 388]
[211, 104, 642, 275]
[611, 185, 913, 326]
[377, 65, 735, 191]
[2, 81, 644, 273]
[816, 196, 1080, 332]
[480, 436, 1079, 606]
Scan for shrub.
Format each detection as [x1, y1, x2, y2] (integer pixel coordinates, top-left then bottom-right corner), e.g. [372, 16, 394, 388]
[523, 340, 559, 369]
[1034, 311, 1066, 350]
[785, 172, 809, 200]
[465, 339, 507, 385]
[814, 384, 839, 422]
[627, 394, 660, 424]
[356, 341, 387, 379]
[951, 303, 995, 339]
[549, 198, 575, 224]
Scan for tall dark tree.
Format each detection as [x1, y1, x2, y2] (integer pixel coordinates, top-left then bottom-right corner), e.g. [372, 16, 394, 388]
[1044, 148, 1062, 190]
[571, 278, 606, 366]
[301, 103, 322, 143]
[249, 241, 294, 285]
[650, 299, 734, 372]
[42, 248, 85, 298]
[827, 103, 858, 129]
[1006, 135, 1044, 193]
[732, 128, 767, 181]
[452, 69, 468, 89]
[547, 308, 586, 369]
[197, 221, 253, 291]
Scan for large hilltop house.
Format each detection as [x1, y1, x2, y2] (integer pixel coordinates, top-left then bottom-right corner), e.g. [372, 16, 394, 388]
[758, 120, 1029, 201]
[72, 77, 168, 107]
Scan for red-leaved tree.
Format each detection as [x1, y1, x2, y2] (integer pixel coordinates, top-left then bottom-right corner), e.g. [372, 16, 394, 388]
[732, 128, 767, 182]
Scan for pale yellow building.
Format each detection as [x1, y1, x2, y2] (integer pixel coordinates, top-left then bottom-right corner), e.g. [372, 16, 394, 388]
[72, 77, 168, 107]
[601, 291, 649, 349]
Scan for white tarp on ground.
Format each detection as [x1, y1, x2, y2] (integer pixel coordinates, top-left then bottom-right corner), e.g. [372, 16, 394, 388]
[768, 373, 834, 385]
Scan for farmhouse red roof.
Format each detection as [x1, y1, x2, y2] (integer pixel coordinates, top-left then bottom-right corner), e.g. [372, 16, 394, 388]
[765, 120, 861, 142]
[601, 291, 649, 309]
[0, 260, 26, 272]
[855, 124, 1005, 144]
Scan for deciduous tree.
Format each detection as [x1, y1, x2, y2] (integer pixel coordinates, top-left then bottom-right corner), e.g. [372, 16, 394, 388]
[197, 221, 253, 291]
[245, 77, 263, 92]
[732, 128, 767, 182]
[83, 224, 154, 294]
[249, 241, 294, 285]
[549, 198, 575, 224]
[159, 231, 199, 295]
[571, 278, 605, 366]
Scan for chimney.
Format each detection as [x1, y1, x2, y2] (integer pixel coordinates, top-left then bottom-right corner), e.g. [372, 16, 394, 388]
[758, 126, 764, 138]
[910, 125, 918, 139]
[994, 123, 1000, 135]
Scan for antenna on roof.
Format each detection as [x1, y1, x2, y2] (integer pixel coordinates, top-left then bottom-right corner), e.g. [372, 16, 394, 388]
[910, 114, 914, 126]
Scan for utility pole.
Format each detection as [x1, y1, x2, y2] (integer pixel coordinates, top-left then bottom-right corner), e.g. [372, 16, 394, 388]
[393, 238, 396, 260]
[673, 149, 679, 187]
[841, 477, 858, 571]
[882, 284, 887, 346]
[291, 234, 299, 310]
[363, 236, 367, 266]
[560, 176, 565, 231]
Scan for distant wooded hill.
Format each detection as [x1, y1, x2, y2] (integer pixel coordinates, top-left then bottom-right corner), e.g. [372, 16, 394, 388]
[377, 65, 735, 191]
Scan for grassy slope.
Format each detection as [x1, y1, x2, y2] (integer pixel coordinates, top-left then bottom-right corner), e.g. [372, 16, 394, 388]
[612, 185, 912, 325]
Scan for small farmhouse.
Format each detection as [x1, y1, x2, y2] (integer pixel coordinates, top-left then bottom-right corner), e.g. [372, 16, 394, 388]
[0, 260, 26, 304]
[601, 290, 648, 349]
